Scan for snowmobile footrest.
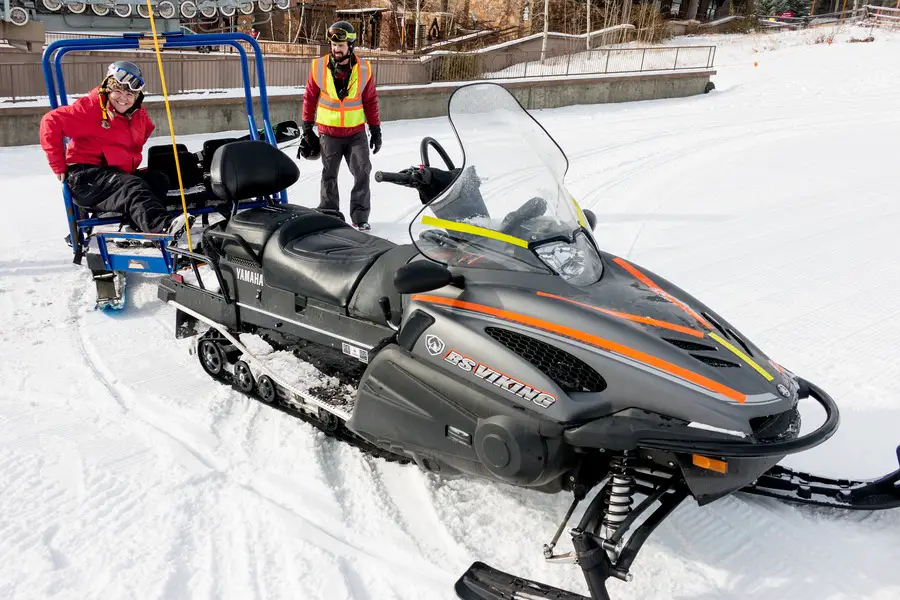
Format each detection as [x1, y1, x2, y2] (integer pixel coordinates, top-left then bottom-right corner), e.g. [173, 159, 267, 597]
[455, 561, 592, 600]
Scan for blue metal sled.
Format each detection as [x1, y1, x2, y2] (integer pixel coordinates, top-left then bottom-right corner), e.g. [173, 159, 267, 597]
[41, 32, 291, 309]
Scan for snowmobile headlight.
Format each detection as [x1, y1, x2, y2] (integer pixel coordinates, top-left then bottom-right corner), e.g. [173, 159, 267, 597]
[534, 232, 602, 286]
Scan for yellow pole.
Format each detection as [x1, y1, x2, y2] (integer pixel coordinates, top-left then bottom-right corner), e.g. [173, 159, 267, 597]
[145, 0, 193, 252]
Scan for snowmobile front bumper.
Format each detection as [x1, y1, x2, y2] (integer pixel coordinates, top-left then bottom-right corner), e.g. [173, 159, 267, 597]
[637, 378, 839, 458]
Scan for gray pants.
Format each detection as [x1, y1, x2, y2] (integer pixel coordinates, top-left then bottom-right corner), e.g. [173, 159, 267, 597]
[319, 131, 371, 225]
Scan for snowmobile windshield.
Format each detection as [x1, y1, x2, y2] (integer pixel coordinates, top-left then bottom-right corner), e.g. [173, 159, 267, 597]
[409, 83, 602, 286]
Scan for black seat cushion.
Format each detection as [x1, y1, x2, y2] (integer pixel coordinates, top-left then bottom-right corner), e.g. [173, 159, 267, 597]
[264, 222, 396, 307]
[211, 139, 299, 203]
[348, 245, 420, 325]
[220, 204, 313, 262]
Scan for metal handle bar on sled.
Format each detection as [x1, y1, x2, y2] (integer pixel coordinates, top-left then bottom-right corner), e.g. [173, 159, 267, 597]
[41, 32, 279, 150]
[165, 244, 230, 302]
[203, 230, 262, 266]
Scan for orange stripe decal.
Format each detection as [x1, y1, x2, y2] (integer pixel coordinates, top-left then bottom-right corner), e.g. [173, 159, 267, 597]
[412, 294, 746, 403]
[536, 291, 705, 338]
[613, 258, 713, 329]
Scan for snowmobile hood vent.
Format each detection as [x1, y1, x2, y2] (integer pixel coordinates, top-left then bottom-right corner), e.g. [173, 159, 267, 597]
[663, 338, 717, 352]
[484, 327, 607, 393]
[691, 354, 741, 368]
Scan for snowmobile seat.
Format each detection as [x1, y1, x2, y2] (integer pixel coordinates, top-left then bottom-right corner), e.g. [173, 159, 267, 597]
[348, 244, 420, 325]
[263, 213, 396, 307]
[207, 138, 305, 261]
[219, 204, 312, 262]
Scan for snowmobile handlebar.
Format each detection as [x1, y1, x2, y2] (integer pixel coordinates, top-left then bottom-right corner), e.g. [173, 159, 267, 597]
[634, 378, 841, 458]
[374, 170, 417, 186]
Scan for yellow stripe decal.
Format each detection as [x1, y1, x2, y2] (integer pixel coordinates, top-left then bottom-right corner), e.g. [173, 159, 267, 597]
[421, 215, 530, 249]
[707, 332, 774, 381]
[571, 196, 588, 229]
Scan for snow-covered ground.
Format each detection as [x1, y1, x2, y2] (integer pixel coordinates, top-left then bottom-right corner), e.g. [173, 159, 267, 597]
[2, 24, 900, 600]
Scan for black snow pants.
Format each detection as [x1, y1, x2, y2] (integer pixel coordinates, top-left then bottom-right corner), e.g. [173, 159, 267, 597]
[66, 164, 172, 233]
[318, 130, 372, 226]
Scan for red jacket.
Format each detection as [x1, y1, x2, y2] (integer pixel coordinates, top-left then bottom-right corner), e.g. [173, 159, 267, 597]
[302, 56, 380, 138]
[39, 87, 155, 175]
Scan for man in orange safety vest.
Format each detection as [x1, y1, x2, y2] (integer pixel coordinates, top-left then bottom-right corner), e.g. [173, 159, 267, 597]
[298, 21, 382, 231]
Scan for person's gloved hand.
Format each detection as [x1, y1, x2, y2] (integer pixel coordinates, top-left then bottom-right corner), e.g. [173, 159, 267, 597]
[297, 122, 320, 160]
[369, 125, 382, 154]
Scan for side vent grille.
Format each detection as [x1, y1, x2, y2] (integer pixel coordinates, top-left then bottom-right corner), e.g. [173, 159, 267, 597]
[484, 327, 607, 393]
[663, 338, 717, 352]
[691, 354, 741, 368]
[727, 328, 755, 357]
[701, 311, 731, 339]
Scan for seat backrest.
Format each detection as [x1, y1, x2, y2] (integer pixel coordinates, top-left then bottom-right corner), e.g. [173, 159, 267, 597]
[147, 147, 204, 191]
[148, 143, 187, 159]
[211, 140, 299, 203]
[201, 137, 238, 175]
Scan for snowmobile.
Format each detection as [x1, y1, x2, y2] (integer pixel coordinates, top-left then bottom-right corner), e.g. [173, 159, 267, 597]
[157, 82, 900, 600]
[42, 31, 298, 311]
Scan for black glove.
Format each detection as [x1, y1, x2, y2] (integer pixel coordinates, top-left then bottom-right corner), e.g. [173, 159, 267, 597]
[369, 125, 382, 155]
[297, 122, 320, 160]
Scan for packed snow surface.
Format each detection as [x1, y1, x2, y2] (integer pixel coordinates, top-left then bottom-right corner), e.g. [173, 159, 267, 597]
[2, 25, 899, 600]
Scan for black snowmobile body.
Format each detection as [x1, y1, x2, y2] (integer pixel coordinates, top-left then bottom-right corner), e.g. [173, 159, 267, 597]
[158, 83, 900, 600]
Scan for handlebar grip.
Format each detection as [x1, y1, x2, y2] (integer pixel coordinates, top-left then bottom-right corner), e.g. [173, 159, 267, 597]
[375, 170, 414, 185]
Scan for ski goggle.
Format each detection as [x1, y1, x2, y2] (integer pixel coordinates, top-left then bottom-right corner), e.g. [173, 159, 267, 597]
[327, 28, 356, 43]
[107, 63, 145, 92]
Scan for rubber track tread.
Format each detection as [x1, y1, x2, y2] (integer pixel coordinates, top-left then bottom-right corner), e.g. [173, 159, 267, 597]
[200, 331, 411, 466]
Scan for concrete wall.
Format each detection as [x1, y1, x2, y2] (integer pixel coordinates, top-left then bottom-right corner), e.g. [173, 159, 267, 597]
[0, 70, 715, 148]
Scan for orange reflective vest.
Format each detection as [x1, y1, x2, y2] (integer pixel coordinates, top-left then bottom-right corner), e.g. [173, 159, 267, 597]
[311, 56, 372, 129]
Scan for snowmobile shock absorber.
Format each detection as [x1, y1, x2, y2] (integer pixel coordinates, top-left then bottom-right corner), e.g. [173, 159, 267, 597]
[600, 452, 635, 561]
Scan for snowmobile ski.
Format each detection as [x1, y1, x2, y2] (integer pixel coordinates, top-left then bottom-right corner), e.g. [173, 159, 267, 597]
[456, 561, 592, 600]
[739, 448, 900, 510]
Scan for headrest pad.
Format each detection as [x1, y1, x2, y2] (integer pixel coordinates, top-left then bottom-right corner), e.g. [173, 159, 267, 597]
[211, 140, 299, 202]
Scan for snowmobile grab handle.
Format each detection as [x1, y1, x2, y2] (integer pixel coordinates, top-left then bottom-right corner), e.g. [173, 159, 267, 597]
[636, 378, 841, 458]
[202, 230, 262, 266]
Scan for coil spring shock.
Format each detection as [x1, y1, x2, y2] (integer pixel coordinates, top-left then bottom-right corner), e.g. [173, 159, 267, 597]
[600, 453, 635, 559]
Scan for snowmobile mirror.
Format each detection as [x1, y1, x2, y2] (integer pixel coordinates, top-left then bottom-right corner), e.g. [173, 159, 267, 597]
[394, 260, 455, 295]
[583, 209, 597, 231]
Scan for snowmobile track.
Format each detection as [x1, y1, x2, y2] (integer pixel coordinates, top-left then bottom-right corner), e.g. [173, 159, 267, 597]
[174, 301, 411, 467]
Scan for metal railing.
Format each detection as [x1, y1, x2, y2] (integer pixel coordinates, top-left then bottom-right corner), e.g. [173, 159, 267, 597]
[1, 45, 716, 103]
[471, 46, 717, 81]
[754, 5, 900, 34]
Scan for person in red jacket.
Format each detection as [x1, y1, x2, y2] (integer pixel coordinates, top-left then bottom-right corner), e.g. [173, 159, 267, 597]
[297, 21, 381, 230]
[40, 61, 190, 238]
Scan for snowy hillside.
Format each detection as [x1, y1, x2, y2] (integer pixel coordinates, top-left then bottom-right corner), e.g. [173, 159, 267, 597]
[1, 23, 899, 600]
